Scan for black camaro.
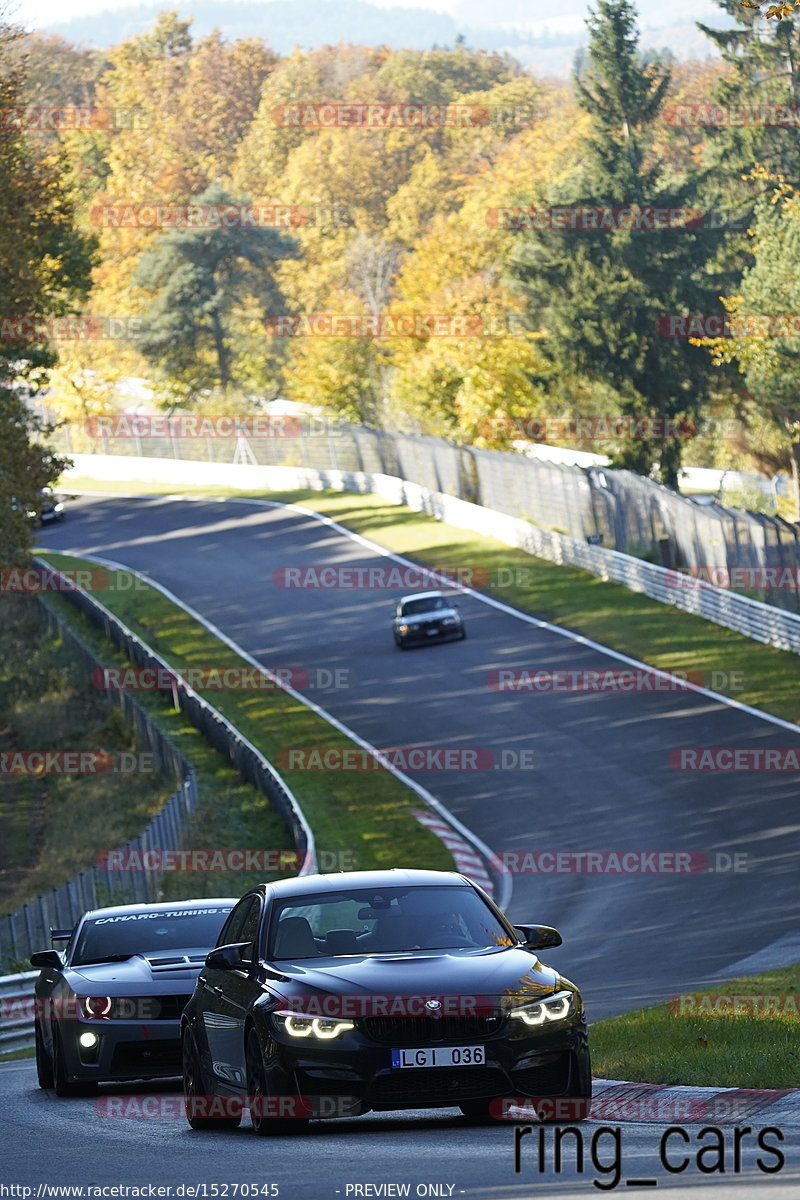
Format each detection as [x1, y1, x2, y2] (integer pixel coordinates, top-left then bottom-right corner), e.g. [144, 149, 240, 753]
[32, 898, 236, 1095]
[182, 869, 590, 1132]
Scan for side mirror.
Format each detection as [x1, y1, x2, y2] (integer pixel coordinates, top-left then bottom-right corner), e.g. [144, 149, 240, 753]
[514, 924, 562, 951]
[205, 942, 251, 970]
[30, 950, 63, 969]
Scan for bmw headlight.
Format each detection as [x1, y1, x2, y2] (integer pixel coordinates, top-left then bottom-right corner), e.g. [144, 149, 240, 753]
[275, 1012, 355, 1040]
[398, 624, 410, 634]
[509, 989, 575, 1028]
[441, 616, 460, 626]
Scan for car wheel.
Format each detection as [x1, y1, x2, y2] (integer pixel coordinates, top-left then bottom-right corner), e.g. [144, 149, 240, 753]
[52, 1026, 96, 1097]
[183, 1027, 242, 1130]
[459, 627, 467, 640]
[246, 1029, 308, 1136]
[34, 1019, 54, 1089]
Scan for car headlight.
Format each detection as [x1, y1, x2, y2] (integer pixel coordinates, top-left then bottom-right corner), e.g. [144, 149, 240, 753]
[398, 624, 410, 634]
[274, 1012, 355, 1040]
[509, 989, 575, 1027]
[81, 996, 112, 1019]
[441, 617, 459, 626]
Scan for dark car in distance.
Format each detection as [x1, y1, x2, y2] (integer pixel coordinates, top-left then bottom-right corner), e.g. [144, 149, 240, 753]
[32, 898, 236, 1095]
[393, 591, 466, 649]
[182, 869, 590, 1133]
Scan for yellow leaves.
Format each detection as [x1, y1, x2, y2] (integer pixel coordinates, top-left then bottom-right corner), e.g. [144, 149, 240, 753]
[742, 0, 799, 15]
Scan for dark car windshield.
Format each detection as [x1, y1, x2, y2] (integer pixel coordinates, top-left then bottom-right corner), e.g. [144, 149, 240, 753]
[266, 885, 516, 959]
[401, 597, 446, 616]
[70, 905, 233, 965]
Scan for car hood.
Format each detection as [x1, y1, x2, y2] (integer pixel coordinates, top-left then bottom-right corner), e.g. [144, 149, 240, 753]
[261, 946, 562, 1009]
[396, 607, 460, 626]
[65, 950, 208, 993]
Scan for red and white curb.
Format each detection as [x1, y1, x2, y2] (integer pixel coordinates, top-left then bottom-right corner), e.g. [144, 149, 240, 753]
[585, 1081, 800, 1124]
[412, 809, 497, 897]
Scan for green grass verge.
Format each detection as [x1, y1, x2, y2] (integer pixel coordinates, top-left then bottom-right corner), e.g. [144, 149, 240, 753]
[0, 595, 175, 919]
[0, 1047, 35, 1062]
[61, 477, 800, 726]
[36, 553, 454, 885]
[591, 963, 800, 1088]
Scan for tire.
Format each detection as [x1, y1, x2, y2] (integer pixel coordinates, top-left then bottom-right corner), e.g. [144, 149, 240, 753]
[183, 1026, 242, 1130]
[246, 1029, 308, 1136]
[34, 1020, 54, 1089]
[459, 628, 467, 640]
[52, 1026, 96, 1097]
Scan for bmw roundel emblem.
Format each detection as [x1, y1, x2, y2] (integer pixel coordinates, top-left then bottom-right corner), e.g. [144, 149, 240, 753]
[426, 999, 442, 1011]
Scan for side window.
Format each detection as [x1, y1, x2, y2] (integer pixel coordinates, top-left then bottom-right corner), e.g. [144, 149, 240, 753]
[238, 898, 262, 962]
[216, 897, 255, 948]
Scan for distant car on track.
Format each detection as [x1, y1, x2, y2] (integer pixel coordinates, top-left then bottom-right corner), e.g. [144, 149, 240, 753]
[36, 487, 66, 523]
[32, 897, 236, 1096]
[181, 868, 591, 1133]
[393, 590, 466, 649]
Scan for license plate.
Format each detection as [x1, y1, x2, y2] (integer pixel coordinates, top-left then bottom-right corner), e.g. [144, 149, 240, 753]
[391, 1046, 485, 1068]
[426, 628, 439, 636]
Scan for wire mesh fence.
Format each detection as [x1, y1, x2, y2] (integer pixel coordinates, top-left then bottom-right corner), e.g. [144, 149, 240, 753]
[0, 568, 315, 968]
[53, 417, 800, 611]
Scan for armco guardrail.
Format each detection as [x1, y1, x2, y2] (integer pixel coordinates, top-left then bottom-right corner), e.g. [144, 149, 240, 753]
[0, 971, 38, 1055]
[62, 454, 800, 656]
[50, 413, 800, 612]
[28, 559, 316, 881]
[0, 600, 199, 967]
[0, 565, 315, 969]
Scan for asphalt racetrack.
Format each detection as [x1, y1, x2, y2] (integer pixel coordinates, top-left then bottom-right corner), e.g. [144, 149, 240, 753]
[8, 490, 798, 1197]
[38, 493, 800, 1015]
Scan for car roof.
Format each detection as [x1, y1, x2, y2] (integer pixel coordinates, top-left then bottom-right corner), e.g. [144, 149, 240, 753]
[399, 591, 445, 603]
[79, 897, 238, 922]
[255, 868, 473, 901]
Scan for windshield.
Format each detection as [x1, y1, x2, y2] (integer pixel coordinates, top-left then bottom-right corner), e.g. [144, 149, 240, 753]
[401, 597, 446, 616]
[70, 905, 233, 965]
[266, 885, 516, 959]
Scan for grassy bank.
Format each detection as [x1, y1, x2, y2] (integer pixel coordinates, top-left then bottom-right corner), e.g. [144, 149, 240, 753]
[36, 554, 453, 885]
[590, 962, 800, 1088]
[0, 594, 174, 918]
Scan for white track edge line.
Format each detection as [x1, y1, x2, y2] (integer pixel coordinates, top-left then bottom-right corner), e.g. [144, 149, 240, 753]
[43, 545, 512, 909]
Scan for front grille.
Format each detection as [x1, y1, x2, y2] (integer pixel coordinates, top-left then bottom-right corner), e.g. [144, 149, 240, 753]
[360, 1014, 502, 1045]
[371, 1066, 507, 1107]
[109, 995, 191, 1020]
[109, 1039, 182, 1076]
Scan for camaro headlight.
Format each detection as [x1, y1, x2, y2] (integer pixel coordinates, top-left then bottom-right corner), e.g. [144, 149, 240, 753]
[81, 996, 112, 1019]
[275, 1013, 355, 1040]
[509, 989, 575, 1027]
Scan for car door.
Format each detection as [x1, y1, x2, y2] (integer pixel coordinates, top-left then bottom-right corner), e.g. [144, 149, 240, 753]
[200, 895, 262, 1088]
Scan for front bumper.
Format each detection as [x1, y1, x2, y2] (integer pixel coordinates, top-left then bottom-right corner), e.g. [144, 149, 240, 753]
[56, 1018, 183, 1082]
[396, 623, 464, 646]
[259, 1013, 586, 1116]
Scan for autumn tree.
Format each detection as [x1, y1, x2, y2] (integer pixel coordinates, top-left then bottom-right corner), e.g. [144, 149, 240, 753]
[699, 182, 800, 511]
[0, 11, 93, 564]
[509, 0, 730, 487]
[132, 183, 296, 403]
